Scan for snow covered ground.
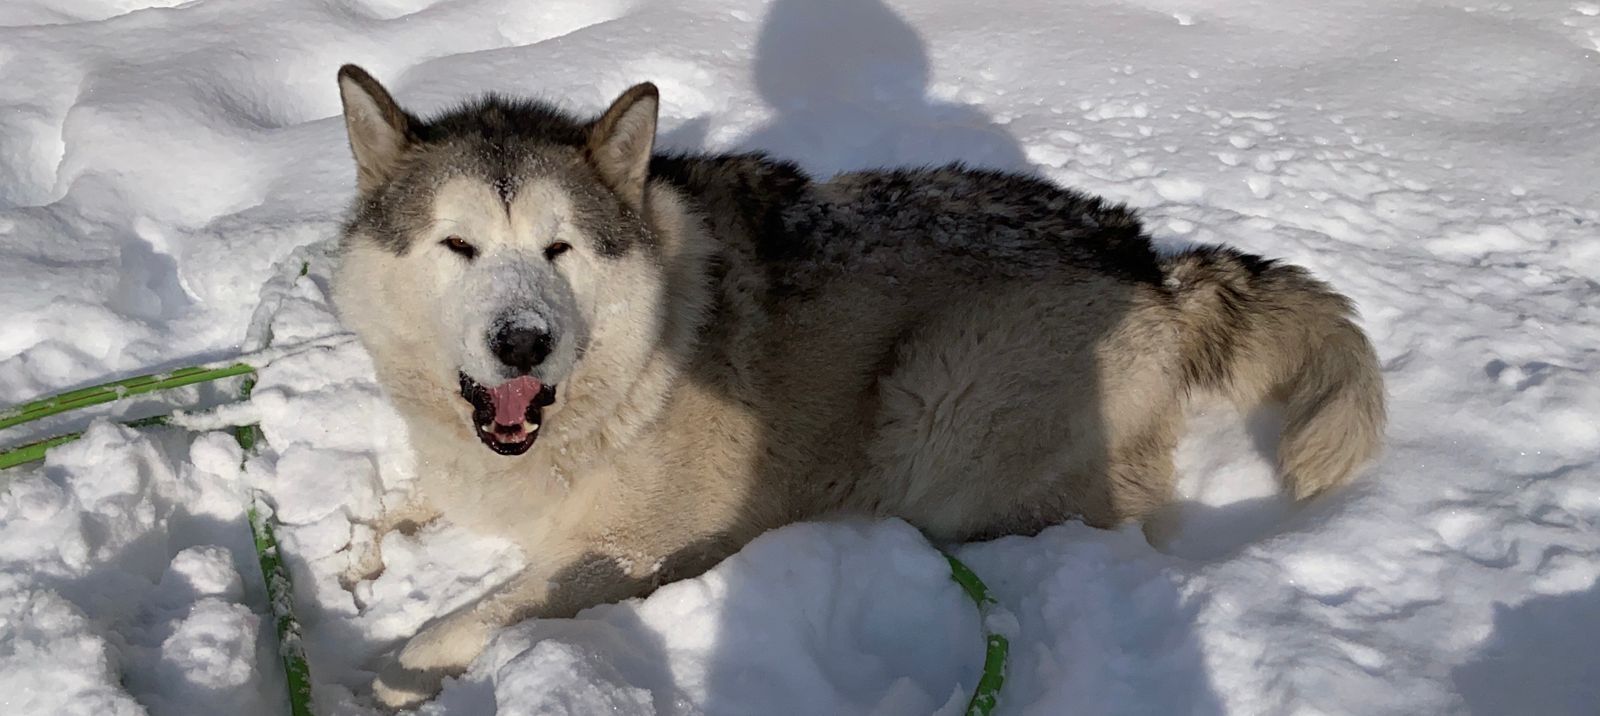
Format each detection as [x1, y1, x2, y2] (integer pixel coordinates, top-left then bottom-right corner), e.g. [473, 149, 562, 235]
[2, 0, 1598, 713]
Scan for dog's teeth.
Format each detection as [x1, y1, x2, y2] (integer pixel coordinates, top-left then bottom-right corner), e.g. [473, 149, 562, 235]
[524, 421, 539, 432]
[479, 423, 491, 432]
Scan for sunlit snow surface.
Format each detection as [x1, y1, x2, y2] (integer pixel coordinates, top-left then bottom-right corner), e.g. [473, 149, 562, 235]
[1, 0, 1598, 713]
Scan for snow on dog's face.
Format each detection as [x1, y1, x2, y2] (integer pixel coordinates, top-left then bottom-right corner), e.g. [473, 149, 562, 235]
[331, 65, 667, 457]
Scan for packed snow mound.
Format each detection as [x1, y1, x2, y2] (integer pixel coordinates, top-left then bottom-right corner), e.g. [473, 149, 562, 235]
[0, 426, 286, 716]
[2, 0, 1599, 714]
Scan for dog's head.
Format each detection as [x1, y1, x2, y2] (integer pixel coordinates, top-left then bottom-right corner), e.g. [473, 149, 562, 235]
[331, 65, 675, 457]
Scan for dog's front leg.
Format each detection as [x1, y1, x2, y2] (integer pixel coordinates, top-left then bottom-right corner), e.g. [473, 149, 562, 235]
[341, 498, 443, 591]
[370, 551, 655, 709]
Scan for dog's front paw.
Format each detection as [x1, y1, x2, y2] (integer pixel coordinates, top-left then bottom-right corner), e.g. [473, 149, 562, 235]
[370, 611, 492, 709]
[372, 660, 445, 711]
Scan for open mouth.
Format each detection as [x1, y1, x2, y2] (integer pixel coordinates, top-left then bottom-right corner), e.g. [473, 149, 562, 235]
[458, 372, 558, 456]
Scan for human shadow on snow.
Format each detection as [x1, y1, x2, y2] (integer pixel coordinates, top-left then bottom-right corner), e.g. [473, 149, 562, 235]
[1451, 577, 1600, 714]
[731, 0, 1031, 175]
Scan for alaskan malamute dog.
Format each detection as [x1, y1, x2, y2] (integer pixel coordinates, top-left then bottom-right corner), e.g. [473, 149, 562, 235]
[331, 65, 1384, 707]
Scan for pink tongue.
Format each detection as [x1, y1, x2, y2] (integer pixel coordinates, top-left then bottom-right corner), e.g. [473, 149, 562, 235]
[487, 376, 543, 426]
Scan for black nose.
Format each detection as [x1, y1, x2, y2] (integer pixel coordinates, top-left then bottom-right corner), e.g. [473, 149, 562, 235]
[490, 325, 553, 373]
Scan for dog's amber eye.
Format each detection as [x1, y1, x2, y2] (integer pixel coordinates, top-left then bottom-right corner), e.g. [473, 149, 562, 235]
[441, 236, 477, 259]
[544, 241, 572, 261]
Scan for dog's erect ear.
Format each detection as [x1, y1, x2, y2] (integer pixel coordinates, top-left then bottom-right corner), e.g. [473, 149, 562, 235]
[337, 64, 414, 193]
[586, 83, 659, 210]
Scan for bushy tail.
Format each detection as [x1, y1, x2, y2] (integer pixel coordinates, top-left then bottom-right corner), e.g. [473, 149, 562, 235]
[1162, 246, 1385, 499]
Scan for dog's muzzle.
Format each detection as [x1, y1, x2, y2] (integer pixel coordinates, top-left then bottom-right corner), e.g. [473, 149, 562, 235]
[458, 372, 557, 455]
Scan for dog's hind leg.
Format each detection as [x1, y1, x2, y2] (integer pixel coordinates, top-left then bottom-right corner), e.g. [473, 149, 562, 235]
[1094, 425, 1181, 528]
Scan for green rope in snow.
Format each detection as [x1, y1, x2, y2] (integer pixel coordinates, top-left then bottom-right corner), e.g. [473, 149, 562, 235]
[235, 264, 318, 716]
[234, 366, 315, 716]
[0, 363, 255, 431]
[946, 554, 1010, 716]
[248, 498, 315, 716]
[0, 414, 174, 470]
[0, 361, 258, 470]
